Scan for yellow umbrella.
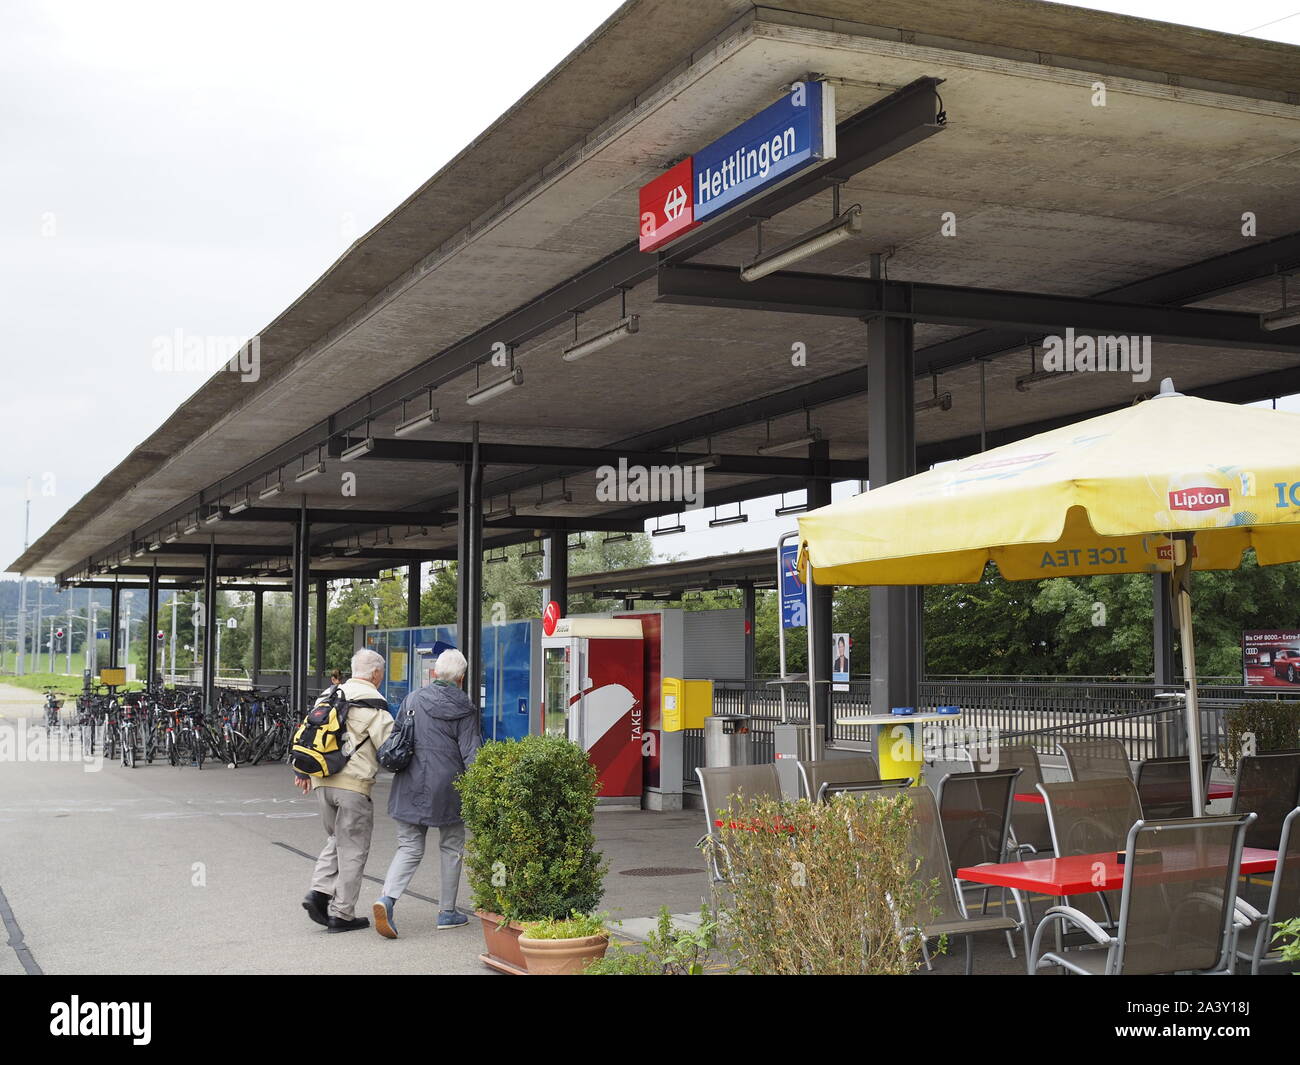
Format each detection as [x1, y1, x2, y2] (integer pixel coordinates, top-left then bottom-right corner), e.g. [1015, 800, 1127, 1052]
[798, 379, 1300, 810]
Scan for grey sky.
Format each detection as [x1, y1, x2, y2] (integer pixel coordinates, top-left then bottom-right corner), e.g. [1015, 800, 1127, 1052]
[2, 0, 1298, 574]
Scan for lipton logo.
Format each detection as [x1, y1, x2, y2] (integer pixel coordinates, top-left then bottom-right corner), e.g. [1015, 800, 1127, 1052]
[1168, 487, 1229, 512]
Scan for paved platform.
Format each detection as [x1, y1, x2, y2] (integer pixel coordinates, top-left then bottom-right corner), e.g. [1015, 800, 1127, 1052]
[0, 683, 711, 975]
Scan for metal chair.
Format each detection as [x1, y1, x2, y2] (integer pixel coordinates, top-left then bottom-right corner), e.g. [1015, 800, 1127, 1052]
[1234, 806, 1300, 973]
[885, 785, 1024, 974]
[1039, 777, 1143, 929]
[999, 745, 1053, 857]
[1231, 749, 1300, 850]
[695, 764, 782, 883]
[818, 778, 911, 801]
[937, 767, 1023, 957]
[1031, 813, 1256, 975]
[1059, 737, 1132, 782]
[797, 755, 879, 802]
[1135, 755, 1214, 819]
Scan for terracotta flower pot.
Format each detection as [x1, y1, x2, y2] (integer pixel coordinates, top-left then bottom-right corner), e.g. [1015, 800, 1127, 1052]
[476, 911, 528, 970]
[517, 933, 610, 975]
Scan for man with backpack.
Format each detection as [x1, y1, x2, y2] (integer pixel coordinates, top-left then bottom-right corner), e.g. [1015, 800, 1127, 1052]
[294, 648, 394, 932]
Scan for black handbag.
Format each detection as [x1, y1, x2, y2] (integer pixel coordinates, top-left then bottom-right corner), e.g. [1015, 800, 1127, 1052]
[377, 705, 416, 772]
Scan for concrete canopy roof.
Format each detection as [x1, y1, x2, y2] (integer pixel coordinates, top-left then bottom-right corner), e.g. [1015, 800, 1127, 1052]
[16, 0, 1300, 582]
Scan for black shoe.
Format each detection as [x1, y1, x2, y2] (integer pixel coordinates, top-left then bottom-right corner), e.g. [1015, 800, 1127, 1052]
[327, 915, 370, 933]
[302, 891, 331, 927]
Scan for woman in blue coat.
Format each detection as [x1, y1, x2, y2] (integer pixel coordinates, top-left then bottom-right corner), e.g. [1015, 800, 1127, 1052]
[373, 648, 481, 937]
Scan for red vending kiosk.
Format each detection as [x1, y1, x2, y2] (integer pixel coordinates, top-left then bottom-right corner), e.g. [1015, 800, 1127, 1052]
[542, 617, 644, 805]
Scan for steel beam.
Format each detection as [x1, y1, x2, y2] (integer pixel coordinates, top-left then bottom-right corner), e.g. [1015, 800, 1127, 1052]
[657, 264, 1300, 353]
[457, 434, 484, 701]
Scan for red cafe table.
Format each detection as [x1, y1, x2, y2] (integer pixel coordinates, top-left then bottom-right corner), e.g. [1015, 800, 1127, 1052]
[957, 847, 1278, 972]
[1014, 782, 1234, 804]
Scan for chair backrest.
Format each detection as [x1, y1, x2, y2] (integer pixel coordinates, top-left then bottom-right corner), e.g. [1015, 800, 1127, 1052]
[1115, 814, 1253, 975]
[1059, 738, 1133, 782]
[798, 755, 879, 801]
[1135, 755, 1214, 819]
[894, 785, 965, 931]
[1039, 777, 1143, 858]
[935, 768, 1021, 874]
[696, 764, 782, 835]
[1232, 750, 1300, 850]
[999, 744, 1053, 852]
[817, 777, 911, 801]
[1263, 807, 1300, 938]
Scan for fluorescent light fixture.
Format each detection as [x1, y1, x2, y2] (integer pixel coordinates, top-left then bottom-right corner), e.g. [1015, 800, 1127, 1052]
[133, 543, 146, 558]
[775, 500, 809, 516]
[343, 545, 362, 556]
[228, 496, 251, 514]
[394, 407, 439, 437]
[404, 526, 428, 541]
[519, 492, 573, 513]
[258, 481, 284, 500]
[740, 207, 862, 282]
[562, 315, 639, 362]
[183, 520, 200, 535]
[603, 531, 632, 544]
[1261, 306, 1300, 332]
[203, 507, 223, 525]
[756, 430, 821, 456]
[294, 462, 325, 484]
[652, 521, 686, 537]
[915, 391, 952, 413]
[319, 552, 337, 562]
[147, 540, 161, 552]
[708, 513, 749, 528]
[1015, 368, 1074, 392]
[340, 438, 374, 462]
[467, 367, 523, 406]
[482, 503, 516, 521]
[164, 530, 180, 544]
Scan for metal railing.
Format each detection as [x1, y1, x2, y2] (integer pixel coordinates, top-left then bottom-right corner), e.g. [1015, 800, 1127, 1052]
[685, 676, 1297, 786]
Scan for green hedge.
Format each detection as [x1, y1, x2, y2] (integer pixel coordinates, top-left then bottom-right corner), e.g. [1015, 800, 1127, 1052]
[1221, 701, 1300, 770]
[457, 734, 606, 922]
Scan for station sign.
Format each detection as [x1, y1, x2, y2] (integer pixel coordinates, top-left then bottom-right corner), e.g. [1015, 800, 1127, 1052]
[637, 80, 836, 252]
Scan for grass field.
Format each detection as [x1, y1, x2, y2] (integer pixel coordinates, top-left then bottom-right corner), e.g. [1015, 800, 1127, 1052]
[0, 671, 144, 694]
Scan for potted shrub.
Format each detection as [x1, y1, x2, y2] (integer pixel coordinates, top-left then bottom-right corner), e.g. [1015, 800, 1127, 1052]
[1221, 701, 1300, 770]
[517, 912, 610, 975]
[457, 734, 606, 973]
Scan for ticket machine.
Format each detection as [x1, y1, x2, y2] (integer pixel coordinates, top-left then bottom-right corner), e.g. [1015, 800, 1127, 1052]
[542, 617, 644, 805]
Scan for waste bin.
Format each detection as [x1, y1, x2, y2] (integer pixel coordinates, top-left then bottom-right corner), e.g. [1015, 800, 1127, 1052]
[704, 714, 752, 767]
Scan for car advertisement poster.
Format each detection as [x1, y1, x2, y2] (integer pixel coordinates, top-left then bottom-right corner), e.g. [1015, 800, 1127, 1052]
[1242, 629, 1300, 686]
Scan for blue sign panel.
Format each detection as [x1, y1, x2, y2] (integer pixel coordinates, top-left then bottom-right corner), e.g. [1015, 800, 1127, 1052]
[693, 80, 835, 222]
[780, 543, 806, 629]
[95, 629, 109, 639]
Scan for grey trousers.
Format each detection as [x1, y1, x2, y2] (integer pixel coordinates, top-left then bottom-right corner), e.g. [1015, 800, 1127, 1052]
[381, 819, 466, 912]
[311, 787, 374, 920]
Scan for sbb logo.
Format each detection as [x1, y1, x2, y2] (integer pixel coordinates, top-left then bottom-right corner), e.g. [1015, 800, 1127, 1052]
[663, 185, 687, 221]
[1168, 487, 1230, 512]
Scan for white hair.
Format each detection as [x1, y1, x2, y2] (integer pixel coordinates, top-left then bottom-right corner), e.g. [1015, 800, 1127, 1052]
[351, 648, 385, 680]
[434, 648, 467, 683]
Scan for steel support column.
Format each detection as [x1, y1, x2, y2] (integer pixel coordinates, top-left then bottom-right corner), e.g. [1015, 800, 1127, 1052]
[202, 541, 217, 708]
[808, 440, 833, 744]
[290, 506, 310, 712]
[868, 315, 921, 716]
[108, 584, 121, 669]
[406, 564, 421, 628]
[1153, 573, 1176, 687]
[457, 432, 484, 702]
[315, 578, 328, 691]
[742, 581, 756, 716]
[145, 562, 159, 688]
[544, 531, 569, 615]
[252, 587, 264, 684]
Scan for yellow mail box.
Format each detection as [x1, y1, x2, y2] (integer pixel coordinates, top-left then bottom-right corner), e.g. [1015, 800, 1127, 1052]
[661, 677, 713, 732]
